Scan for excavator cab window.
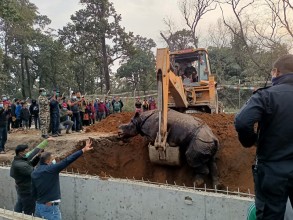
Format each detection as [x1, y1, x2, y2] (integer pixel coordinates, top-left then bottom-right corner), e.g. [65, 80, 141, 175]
[197, 53, 209, 81]
[171, 49, 210, 83]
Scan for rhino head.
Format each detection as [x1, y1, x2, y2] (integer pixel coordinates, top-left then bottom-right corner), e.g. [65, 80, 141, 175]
[118, 112, 141, 140]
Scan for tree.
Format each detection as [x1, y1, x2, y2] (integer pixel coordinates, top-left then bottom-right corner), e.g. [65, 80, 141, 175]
[218, 0, 290, 82]
[179, 0, 217, 47]
[116, 49, 156, 94]
[160, 28, 195, 51]
[116, 35, 156, 94]
[60, 0, 133, 93]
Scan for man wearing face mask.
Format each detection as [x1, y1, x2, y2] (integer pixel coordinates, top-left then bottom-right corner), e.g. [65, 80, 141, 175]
[38, 88, 50, 139]
[235, 54, 293, 219]
[69, 92, 81, 132]
[10, 140, 49, 215]
[31, 138, 93, 220]
[59, 102, 73, 134]
[0, 100, 9, 154]
[50, 90, 61, 137]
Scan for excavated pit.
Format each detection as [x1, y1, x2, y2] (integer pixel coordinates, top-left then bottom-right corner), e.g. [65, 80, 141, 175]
[62, 112, 256, 192]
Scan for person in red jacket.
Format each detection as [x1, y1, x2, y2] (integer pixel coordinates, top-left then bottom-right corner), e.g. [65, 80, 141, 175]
[149, 97, 157, 110]
[89, 101, 96, 125]
[97, 100, 106, 121]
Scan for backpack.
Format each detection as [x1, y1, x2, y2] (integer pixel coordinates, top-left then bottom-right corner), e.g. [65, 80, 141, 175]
[33, 105, 39, 114]
[113, 102, 121, 111]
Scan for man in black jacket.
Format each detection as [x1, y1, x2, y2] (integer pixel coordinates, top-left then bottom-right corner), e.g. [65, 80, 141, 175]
[31, 138, 93, 220]
[10, 141, 48, 215]
[29, 99, 40, 129]
[0, 100, 9, 154]
[50, 91, 61, 137]
[235, 54, 293, 220]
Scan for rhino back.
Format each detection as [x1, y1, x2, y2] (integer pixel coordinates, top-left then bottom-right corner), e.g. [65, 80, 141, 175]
[140, 109, 217, 148]
[166, 110, 204, 146]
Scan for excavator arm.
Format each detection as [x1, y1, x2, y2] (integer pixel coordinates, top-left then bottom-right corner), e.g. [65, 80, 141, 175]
[148, 48, 188, 165]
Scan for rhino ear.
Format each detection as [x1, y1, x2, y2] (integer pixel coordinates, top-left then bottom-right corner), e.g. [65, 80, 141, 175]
[134, 112, 140, 118]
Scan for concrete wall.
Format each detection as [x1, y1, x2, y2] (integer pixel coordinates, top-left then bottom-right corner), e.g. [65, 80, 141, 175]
[0, 167, 253, 220]
[0, 208, 42, 220]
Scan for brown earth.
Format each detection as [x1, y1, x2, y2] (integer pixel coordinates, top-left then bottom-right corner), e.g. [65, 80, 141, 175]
[0, 112, 256, 193]
[80, 112, 255, 192]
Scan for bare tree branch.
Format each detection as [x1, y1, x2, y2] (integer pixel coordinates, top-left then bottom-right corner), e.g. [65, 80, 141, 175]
[180, 0, 217, 47]
[265, 0, 293, 38]
[219, 1, 264, 71]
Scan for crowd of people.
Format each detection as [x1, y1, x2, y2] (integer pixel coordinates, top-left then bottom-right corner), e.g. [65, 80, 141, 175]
[134, 97, 157, 113]
[0, 90, 124, 153]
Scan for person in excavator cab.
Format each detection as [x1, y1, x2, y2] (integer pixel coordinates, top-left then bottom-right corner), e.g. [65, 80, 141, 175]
[184, 63, 198, 82]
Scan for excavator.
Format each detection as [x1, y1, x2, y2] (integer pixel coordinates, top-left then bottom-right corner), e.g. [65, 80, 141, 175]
[148, 48, 220, 165]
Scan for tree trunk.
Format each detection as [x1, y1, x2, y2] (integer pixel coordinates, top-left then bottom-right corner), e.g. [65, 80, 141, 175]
[20, 52, 26, 98]
[25, 56, 32, 98]
[101, 36, 110, 92]
[82, 65, 85, 94]
[100, 66, 103, 94]
[160, 32, 174, 51]
[3, 28, 10, 93]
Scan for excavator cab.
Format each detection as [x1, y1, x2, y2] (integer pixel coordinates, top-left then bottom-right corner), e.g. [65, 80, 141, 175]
[148, 48, 219, 166]
[169, 48, 218, 114]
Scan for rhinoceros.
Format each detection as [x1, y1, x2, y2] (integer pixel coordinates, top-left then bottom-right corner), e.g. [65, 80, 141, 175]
[118, 109, 220, 186]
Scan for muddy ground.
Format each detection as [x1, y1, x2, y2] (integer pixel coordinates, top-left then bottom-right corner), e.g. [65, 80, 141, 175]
[0, 112, 256, 193]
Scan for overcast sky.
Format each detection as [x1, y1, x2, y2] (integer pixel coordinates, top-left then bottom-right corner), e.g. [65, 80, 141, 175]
[30, 0, 228, 48]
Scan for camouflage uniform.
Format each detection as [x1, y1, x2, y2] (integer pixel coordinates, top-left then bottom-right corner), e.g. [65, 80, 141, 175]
[38, 94, 50, 137]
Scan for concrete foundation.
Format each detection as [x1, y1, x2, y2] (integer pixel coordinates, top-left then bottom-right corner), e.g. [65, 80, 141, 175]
[0, 208, 42, 220]
[0, 167, 253, 220]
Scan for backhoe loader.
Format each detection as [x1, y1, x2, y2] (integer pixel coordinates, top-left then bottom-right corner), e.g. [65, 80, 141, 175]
[149, 48, 220, 165]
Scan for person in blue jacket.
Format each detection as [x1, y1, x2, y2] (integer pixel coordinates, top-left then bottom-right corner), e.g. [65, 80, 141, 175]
[31, 138, 93, 220]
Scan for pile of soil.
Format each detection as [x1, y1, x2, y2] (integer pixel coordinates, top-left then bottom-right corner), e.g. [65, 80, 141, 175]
[85, 112, 134, 133]
[67, 111, 256, 192]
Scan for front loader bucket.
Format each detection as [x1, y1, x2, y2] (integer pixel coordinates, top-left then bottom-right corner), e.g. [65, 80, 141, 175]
[148, 143, 180, 166]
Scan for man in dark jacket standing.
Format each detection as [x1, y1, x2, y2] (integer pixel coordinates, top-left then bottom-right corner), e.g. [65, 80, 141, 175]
[50, 91, 60, 137]
[31, 138, 93, 220]
[10, 140, 48, 214]
[69, 92, 81, 132]
[29, 99, 40, 129]
[235, 54, 293, 220]
[0, 100, 9, 154]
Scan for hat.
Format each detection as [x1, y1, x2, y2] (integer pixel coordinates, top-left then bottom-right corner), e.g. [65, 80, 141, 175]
[62, 103, 68, 108]
[100, 100, 104, 103]
[15, 145, 28, 155]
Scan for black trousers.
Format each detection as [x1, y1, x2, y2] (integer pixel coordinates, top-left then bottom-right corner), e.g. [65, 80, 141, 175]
[51, 113, 60, 135]
[253, 162, 293, 220]
[14, 193, 35, 215]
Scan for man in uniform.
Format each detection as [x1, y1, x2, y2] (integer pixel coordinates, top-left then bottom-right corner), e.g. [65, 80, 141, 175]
[38, 88, 50, 139]
[235, 54, 293, 220]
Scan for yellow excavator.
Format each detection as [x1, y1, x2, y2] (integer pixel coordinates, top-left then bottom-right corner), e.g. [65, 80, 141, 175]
[148, 48, 220, 165]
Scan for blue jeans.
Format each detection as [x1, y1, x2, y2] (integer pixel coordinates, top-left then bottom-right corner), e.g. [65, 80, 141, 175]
[35, 203, 61, 220]
[71, 112, 81, 131]
[0, 126, 7, 151]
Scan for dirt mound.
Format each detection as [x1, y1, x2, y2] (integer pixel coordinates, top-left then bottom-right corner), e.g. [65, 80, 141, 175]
[85, 112, 133, 133]
[69, 112, 255, 192]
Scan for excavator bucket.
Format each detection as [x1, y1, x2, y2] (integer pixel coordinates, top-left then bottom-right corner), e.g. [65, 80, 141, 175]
[148, 143, 180, 166]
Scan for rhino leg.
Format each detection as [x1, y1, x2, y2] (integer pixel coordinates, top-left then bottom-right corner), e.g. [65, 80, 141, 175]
[208, 156, 219, 187]
[194, 174, 205, 187]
